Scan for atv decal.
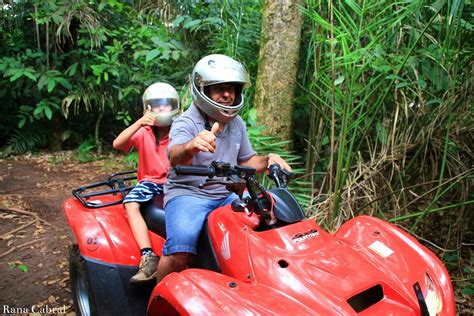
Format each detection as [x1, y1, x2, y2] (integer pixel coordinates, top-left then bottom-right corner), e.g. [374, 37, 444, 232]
[292, 229, 319, 243]
[221, 231, 231, 260]
[86, 235, 101, 251]
[368, 240, 393, 258]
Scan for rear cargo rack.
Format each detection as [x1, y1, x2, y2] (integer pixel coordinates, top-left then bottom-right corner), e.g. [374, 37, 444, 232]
[72, 170, 137, 208]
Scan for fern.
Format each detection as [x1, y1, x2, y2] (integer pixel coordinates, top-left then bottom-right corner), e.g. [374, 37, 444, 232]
[7, 129, 49, 153]
[248, 128, 311, 209]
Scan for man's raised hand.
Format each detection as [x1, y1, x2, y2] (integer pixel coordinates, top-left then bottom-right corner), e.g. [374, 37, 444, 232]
[186, 122, 220, 154]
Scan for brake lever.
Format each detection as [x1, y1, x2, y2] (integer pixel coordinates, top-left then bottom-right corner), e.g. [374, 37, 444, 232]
[282, 169, 293, 179]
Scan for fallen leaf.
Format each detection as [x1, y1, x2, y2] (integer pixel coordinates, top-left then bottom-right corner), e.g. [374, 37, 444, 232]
[59, 276, 69, 287]
[8, 260, 24, 265]
[46, 278, 61, 285]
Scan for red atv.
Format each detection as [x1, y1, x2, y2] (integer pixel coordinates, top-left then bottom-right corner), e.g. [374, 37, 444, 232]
[64, 161, 455, 315]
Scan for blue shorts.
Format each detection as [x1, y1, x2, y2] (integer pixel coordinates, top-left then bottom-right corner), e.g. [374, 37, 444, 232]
[123, 181, 163, 204]
[162, 193, 239, 255]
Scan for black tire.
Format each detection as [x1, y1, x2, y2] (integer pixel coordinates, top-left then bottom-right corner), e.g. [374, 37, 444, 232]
[69, 244, 96, 316]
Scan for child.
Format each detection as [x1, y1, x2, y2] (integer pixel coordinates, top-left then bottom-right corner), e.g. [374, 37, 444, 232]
[112, 82, 180, 284]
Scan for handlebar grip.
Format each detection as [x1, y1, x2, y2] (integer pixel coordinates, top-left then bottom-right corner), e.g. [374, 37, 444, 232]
[174, 165, 216, 177]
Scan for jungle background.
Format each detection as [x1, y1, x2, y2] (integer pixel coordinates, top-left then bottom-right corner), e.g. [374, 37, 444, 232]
[0, 0, 472, 313]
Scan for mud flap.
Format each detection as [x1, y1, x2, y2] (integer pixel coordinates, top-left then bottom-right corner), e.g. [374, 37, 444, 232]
[83, 256, 154, 316]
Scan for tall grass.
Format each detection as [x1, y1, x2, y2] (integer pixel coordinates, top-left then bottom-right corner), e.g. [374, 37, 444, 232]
[301, 0, 473, 236]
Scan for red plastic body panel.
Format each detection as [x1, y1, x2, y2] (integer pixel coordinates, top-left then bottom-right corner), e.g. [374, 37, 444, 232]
[63, 197, 165, 265]
[336, 215, 456, 315]
[149, 208, 455, 315]
[148, 269, 320, 315]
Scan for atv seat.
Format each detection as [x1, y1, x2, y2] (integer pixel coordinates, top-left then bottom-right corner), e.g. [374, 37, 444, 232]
[140, 196, 221, 273]
[140, 195, 166, 238]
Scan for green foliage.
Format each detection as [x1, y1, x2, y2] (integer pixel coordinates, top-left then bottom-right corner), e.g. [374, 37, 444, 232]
[8, 263, 29, 273]
[299, 0, 473, 228]
[0, 0, 199, 150]
[124, 151, 139, 169]
[77, 138, 98, 163]
[1, 0, 264, 152]
[115, 111, 132, 127]
[247, 113, 310, 207]
[6, 129, 49, 154]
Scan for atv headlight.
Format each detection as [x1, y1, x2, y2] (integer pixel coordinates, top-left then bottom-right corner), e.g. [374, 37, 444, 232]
[425, 273, 442, 316]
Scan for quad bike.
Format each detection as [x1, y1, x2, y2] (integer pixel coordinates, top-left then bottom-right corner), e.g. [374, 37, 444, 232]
[64, 161, 455, 315]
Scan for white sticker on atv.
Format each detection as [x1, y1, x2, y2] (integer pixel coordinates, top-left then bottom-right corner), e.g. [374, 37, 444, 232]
[221, 232, 231, 260]
[368, 240, 394, 258]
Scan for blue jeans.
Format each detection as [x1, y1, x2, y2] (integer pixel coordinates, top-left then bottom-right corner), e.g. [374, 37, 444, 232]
[162, 193, 238, 255]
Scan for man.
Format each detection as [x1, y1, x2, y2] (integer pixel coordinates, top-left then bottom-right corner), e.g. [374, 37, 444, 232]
[156, 54, 291, 282]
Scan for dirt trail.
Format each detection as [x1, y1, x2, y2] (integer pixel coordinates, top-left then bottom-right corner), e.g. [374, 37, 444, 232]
[0, 152, 128, 314]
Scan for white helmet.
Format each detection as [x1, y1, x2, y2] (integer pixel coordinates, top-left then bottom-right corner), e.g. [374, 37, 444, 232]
[191, 54, 251, 123]
[142, 82, 180, 127]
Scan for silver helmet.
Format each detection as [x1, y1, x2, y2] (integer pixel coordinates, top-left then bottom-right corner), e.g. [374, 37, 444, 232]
[142, 82, 180, 127]
[191, 54, 251, 123]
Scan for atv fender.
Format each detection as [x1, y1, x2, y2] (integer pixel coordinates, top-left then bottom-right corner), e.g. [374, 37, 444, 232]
[336, 215, 455, 315]
[63, 198, 164, 265]
[148, 269, 321, 315]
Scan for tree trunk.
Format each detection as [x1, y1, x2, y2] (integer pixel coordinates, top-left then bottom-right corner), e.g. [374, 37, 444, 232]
[255, 0, 304, 143]
[50, 113, 64, 151]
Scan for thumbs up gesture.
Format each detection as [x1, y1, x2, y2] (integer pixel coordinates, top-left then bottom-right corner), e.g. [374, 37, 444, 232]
[210, 122, 220, 135]
[186, 122, 221, 154]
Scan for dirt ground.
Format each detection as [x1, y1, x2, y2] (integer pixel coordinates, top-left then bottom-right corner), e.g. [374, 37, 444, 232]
[0, 152, 130, 315]
[0, 151, 472, 315]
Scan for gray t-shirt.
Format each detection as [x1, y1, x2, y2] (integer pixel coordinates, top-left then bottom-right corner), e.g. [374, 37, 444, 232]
[164, 104, 257, 204]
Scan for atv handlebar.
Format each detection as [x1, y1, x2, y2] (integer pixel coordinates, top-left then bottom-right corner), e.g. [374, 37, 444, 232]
[174, 165, 216, 178]
[267, 164, 292, 188]
[175, 161, 292, 225]
[175, 161, 257, 179]
[175, 161, 291, 189]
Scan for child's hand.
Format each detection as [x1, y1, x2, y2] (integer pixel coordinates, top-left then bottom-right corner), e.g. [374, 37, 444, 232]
[139, 110, 157, 127]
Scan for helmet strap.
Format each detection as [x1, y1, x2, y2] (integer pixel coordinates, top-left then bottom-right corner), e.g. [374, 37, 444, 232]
[152, 126, 160, 145]
[196, 107, 212, 131]
[204, 113, 212, 131]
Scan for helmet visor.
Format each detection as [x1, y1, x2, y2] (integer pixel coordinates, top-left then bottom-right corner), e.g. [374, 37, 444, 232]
[145, 98, 179, 113]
